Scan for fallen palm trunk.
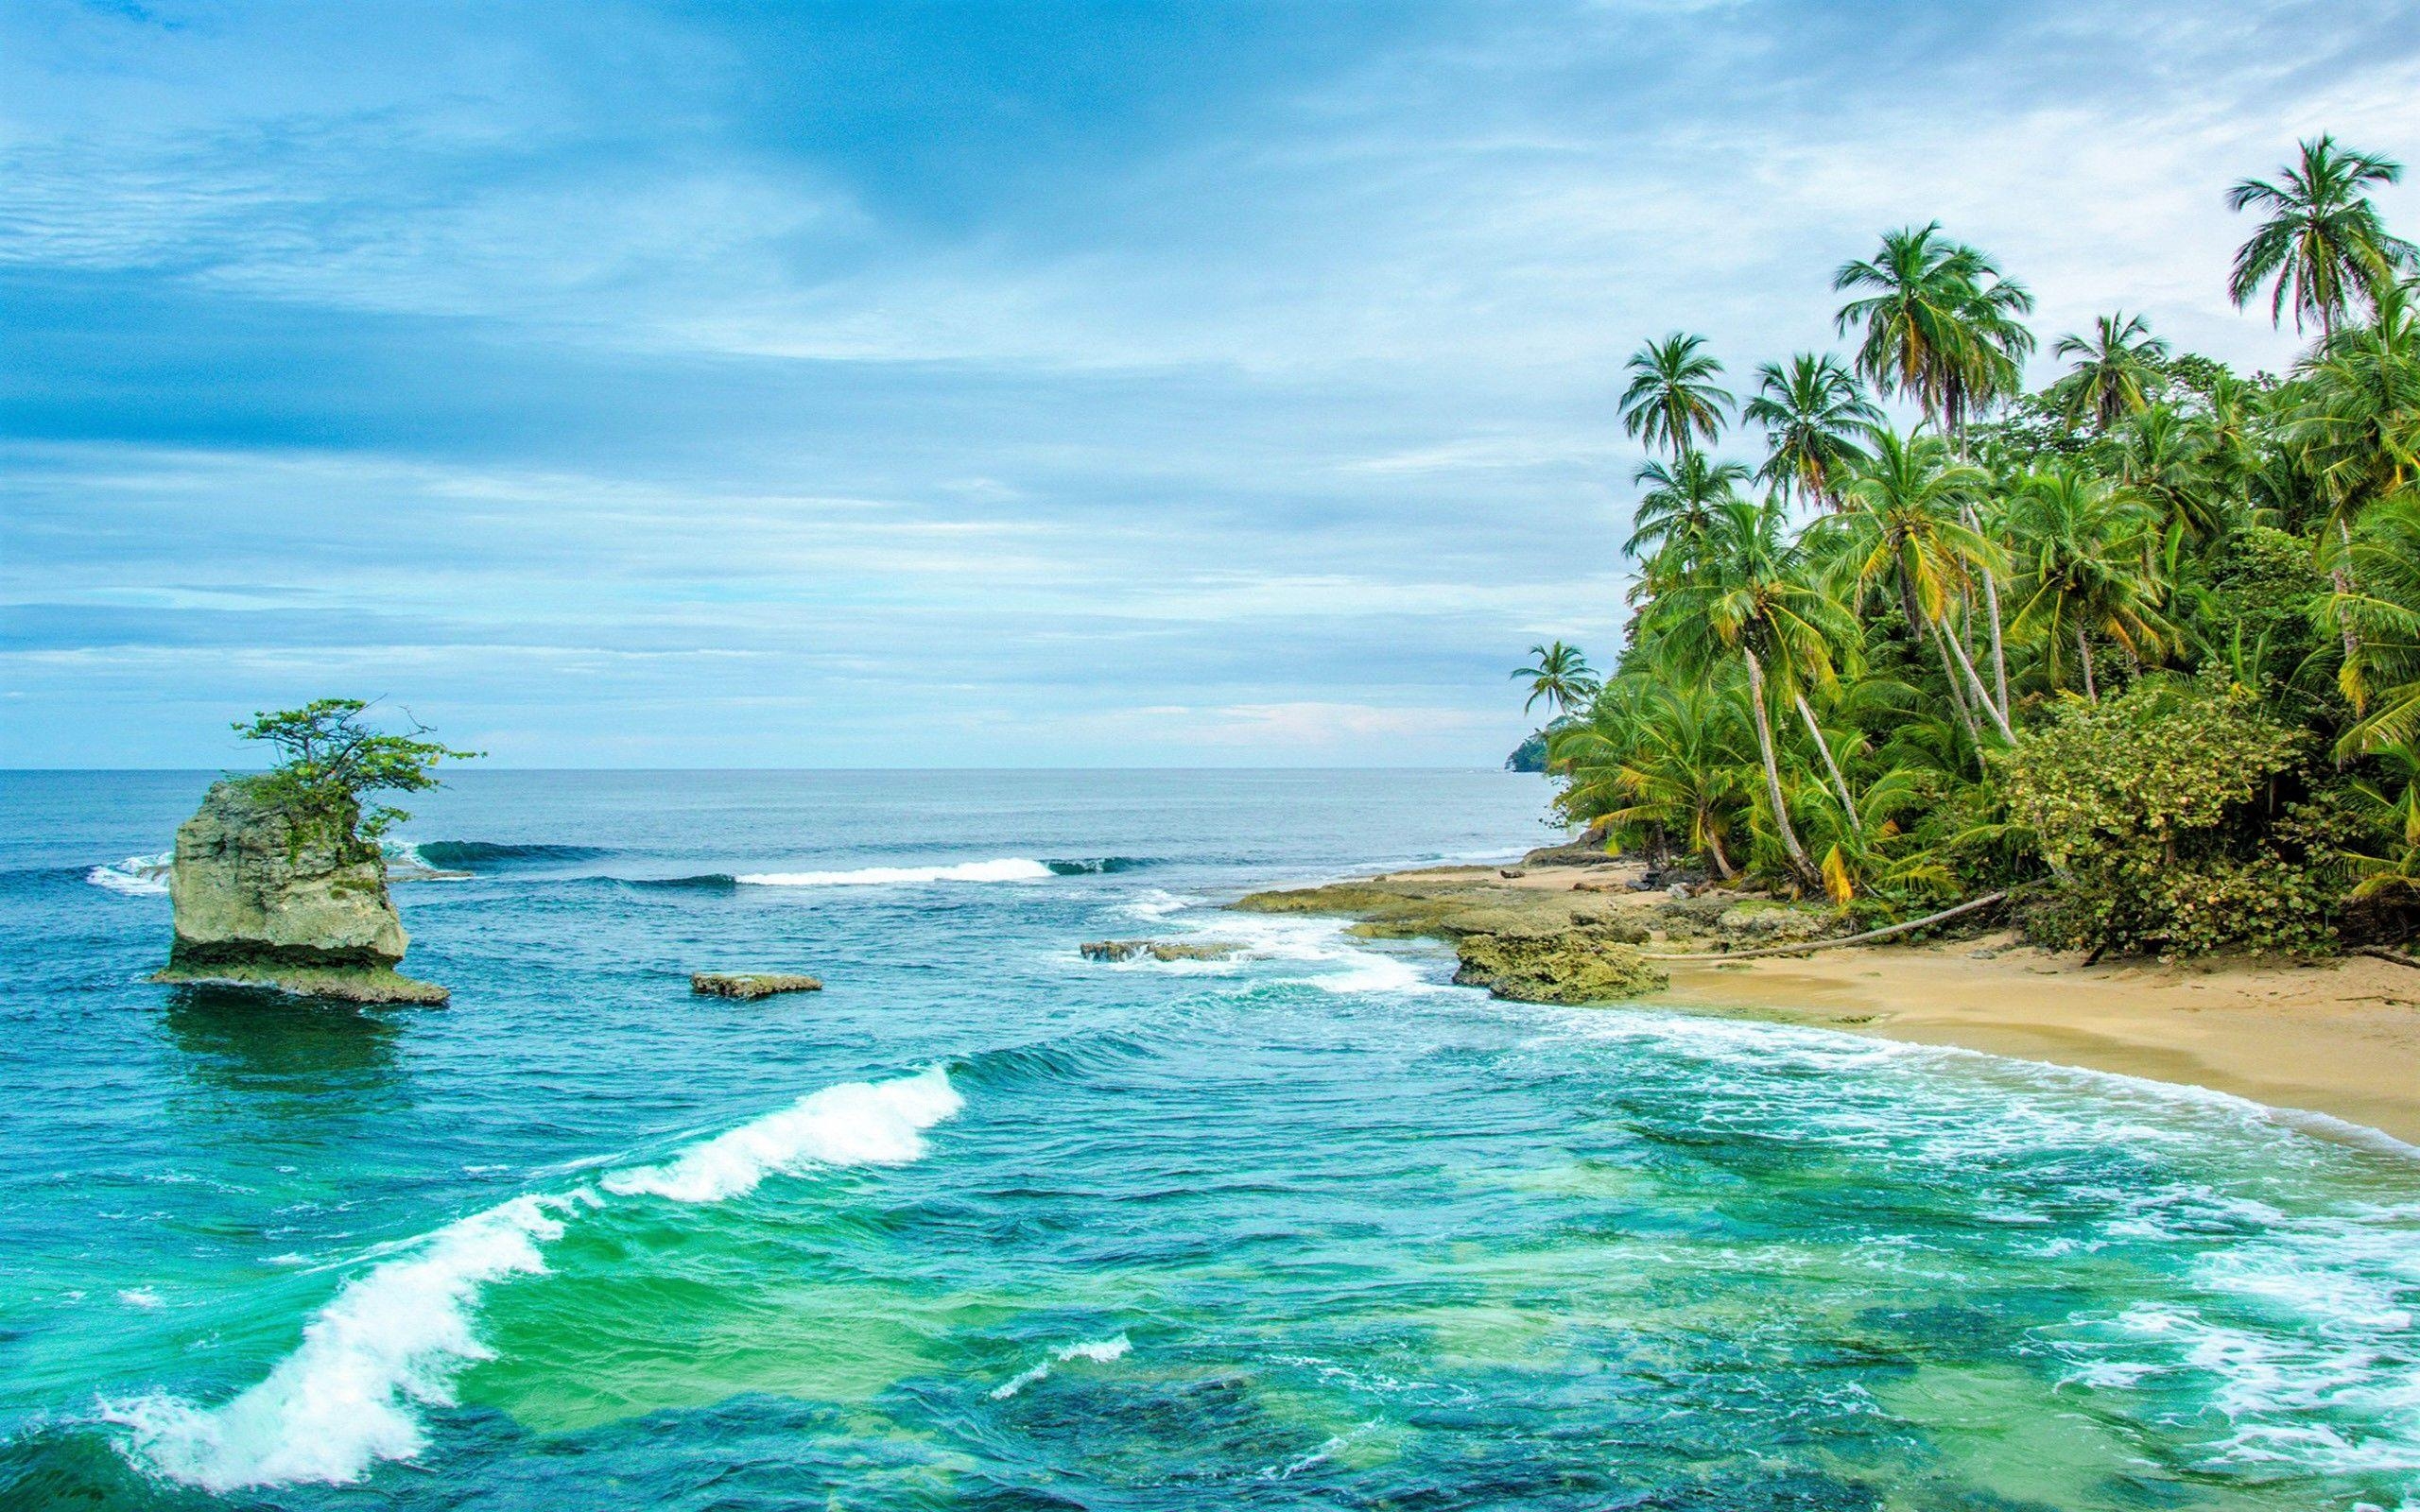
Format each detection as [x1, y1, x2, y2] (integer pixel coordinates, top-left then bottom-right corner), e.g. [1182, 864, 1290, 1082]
[1644, 891, 2009, 962]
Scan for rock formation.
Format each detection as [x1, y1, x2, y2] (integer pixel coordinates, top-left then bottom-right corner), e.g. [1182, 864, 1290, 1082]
[1079, 939, 1240, 962]
[691, 972, 823, 1000]
[152, 779, 447, 1005]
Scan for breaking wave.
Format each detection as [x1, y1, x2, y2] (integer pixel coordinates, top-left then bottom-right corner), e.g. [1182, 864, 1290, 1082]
[103, 1066, 963, 1491]
[85, 852, 172, 897]
[991, 1334, 1132, 1400]
[1045, 857, 1154, 875]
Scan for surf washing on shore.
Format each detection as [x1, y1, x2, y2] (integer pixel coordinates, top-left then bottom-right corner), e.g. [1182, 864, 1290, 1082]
[3, 770, 2414, 1509]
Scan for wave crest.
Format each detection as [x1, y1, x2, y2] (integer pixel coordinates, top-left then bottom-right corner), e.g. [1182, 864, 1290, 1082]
[735, 859, 1052, 887]
[86, 852, 172, 897]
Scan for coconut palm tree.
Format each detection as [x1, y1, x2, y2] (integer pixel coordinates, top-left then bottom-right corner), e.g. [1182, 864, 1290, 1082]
[1626, 453, 1752, 589]
[1743, 354, 1881, 508]
[2115, 404, 2227, 541]
[2050, 312, 2170, 432]
[1818, 431, 2012, 742]
[2004, 465, 2170, 701]
[1512, 641, 1601, 718]
[1596, 681, 1752, 881]
[1833, 224, 2034, 435]
[1654, 495, 1856, 888]
[1618, 334, 1733, 459]
[2229, 136, 2419, 339]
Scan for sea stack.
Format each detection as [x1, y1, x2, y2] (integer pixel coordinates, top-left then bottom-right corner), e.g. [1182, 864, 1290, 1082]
[152, 779, 448, 1005]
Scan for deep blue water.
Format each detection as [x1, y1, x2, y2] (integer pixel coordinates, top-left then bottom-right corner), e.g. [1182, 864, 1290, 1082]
[0, 769, 2413, 1511]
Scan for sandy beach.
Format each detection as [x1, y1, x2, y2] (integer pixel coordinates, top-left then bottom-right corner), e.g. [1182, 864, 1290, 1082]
[1341, 862, 2420, 1145]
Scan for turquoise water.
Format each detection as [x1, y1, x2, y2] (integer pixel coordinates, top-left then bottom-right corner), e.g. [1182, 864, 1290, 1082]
[2, 769, 2414, 1510]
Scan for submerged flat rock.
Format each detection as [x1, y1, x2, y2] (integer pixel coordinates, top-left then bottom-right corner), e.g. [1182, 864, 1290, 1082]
[691, 971, 824, 1000]
[150, 961, 451, 1005]
[1078, 939, 1240, 962]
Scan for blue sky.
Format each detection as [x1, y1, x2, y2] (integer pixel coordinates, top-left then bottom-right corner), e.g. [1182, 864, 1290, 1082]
[5, 1, 2416, 767]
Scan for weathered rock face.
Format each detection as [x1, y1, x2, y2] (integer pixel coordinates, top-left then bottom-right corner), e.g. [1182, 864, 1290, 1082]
[164, 780, 408, 970]
[1451, 925, 1668, 1005]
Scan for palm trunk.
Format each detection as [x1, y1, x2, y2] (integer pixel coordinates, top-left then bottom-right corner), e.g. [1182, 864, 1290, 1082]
[1794, 693, 1858, 828]
[2077, 626, 2099, 703]
[1941, 615, 2016, 742]
[1742, 648, 1821, 888]
[2334, 519, 2362, 665]
[1703, 822, 1737, 881]
[1925, 612, 1986, 749]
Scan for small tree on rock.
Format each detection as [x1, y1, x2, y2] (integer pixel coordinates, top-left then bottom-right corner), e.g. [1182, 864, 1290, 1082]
[233, 698, 480, 855]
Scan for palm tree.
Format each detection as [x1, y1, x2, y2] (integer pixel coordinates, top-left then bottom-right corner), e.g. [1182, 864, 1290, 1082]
[1596, 681, 1751, 881]
[1655, 496, 1856, 888]
[1834, 225, 2032, 706]
[2228, 136, 2419, 339]
[2050, 312, 2170, 432]
[1626, 453, 1751, 589]
[2115, 404, 2227, 541]
[1833, 223, 2034, 435]
[1743, 354, 1881, 508]
[1512, 641, 1601, 718]
[2003, 465, 2170, 701]
[1618, 334, 1733, 459]
[2226, 136, 2420, 338]
[1819, 431, 2013, 742]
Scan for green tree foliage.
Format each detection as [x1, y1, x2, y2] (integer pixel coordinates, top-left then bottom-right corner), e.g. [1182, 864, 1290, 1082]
[2005, 679, 2330, 957]
[1516, 144, 2420, 954]
[233, 698, 481, 853]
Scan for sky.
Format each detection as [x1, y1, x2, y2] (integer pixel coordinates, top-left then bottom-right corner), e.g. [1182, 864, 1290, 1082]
[5, 1, 2418, 767]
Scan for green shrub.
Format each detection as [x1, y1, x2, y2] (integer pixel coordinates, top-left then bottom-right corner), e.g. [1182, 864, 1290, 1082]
[2005, 677, 2332, 956]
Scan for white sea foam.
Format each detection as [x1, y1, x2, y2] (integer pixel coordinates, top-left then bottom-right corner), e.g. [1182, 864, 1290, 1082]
[86, 851, 172, 897]
[990, 1333, 1131, 1399]
[1215, 912, 1452, 997]
[735, 858, 1052, 887]
[603, 1065, 962, 1203]
[108, 1067, 965, 1490]
[105, 1194, 573, 1491]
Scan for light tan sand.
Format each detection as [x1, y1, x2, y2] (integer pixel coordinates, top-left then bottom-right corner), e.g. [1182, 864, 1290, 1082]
[1366, 862, 2420, 1145]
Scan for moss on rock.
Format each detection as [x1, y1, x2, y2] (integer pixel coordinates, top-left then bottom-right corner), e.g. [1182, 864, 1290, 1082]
[1452, 927, 1668, 1004]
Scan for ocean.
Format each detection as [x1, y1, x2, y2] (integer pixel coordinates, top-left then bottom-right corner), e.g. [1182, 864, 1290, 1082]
[1, 768, 2413, 1510]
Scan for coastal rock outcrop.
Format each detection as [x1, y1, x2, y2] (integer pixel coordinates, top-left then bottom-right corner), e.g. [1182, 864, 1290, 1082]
[1451, 925, 1668, 1004]
[692, 972, 823, 1000]
[1079, 939, 1240, 962]
[152, 780, 447, 1005]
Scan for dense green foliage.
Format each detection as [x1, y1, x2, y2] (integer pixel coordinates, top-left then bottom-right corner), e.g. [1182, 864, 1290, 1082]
[233, 698, 480, 853]
[1531, 137, 2420, 957]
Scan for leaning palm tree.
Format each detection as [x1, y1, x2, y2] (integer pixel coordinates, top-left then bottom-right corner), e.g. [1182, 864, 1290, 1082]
[2228, 135, 2419, 339]
[1654, 496, 1856, 888]
[1743, 353, 1881, 508]
[1618, 334, 1733, 459]
[1626, 453, 1752, 590]
[1817, 431, 2013, 743]
[2050, 312, 2171, 432]
[1512, 641, 1601, 718]
[2003, 465, 2170, 701]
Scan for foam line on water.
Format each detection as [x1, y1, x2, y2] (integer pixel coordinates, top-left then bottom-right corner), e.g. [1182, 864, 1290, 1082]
[105, 1067, 963, 1489]
[735, 858, 1053, 886]
[990, 1334, 1132, 1400]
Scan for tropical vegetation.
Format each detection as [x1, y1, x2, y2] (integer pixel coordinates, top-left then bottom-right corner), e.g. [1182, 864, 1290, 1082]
[235, 698, 480, 852]
[1519, 137, 2420, 958]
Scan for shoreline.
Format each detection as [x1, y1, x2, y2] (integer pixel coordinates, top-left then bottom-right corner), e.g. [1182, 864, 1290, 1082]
[1260, 859, 2420, 1147]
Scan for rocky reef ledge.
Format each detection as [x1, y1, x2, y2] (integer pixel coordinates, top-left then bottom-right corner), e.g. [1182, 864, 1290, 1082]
[152, 779, 449, 1005]
[1079, 939, 1240, 962]
[691, 972, 824, 1000]
[1229, 877, 1668, 1004]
